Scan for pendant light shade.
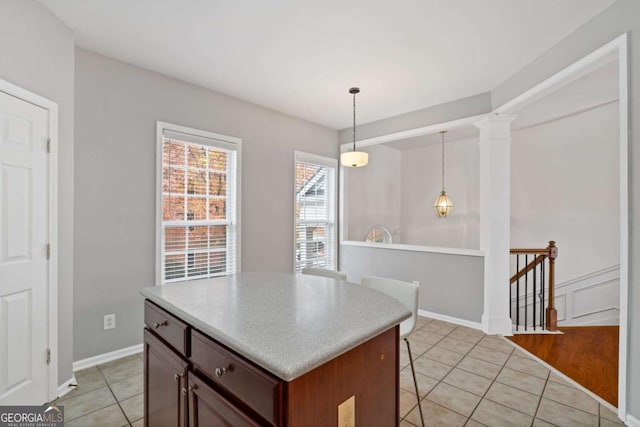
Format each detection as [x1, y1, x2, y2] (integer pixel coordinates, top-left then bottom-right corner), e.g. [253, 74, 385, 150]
[434, 130, 454, 218]
[340, 87, 368, 168]
[341, 150, 369, 168]
[434, 191, 454, 218]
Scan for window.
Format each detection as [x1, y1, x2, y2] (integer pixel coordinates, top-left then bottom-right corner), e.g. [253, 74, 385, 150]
[294, 152, 337, 272]
[157, 122, 241, 284]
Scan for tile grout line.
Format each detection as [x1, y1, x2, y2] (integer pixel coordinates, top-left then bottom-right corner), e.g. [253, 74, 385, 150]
[58, 371, 121, 425]
[427, 332, 554, 424]
[409, 323, 491, 423]
[443, 334, 514, 423]
[470, 349, 571, 426]
[399, 318, 452, 422]
[530, 370, 553, 426]
[96, 363, 135, 427]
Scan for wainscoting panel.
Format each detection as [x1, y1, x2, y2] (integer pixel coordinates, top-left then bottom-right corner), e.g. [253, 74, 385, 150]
[511, 265, 619, 327]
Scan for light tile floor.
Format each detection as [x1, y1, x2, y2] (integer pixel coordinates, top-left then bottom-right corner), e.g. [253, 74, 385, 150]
[399, 317, 624, 426]
[53, 317, 623, 426]
[54, 353, 143, 426]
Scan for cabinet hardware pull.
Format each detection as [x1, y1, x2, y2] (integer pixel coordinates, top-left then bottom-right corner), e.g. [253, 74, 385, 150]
[153, 320, 168, 329]
[182, 385, 197, 395]
[174, 374, 180, 382]
[215, 365, 232, 377]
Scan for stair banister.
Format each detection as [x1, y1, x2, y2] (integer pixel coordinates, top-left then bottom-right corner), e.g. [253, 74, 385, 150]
[509, 241, 558, 332]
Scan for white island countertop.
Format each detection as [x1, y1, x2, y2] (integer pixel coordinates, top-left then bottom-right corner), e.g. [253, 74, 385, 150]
[141, 272, 411, 381]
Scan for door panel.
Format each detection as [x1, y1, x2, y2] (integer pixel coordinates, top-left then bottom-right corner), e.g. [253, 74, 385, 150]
[1, 290, 32, 391]
[0, 90, 49, 405]
[2, 165, 32, 261]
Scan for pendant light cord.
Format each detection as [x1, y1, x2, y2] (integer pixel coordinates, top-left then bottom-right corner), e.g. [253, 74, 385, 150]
[352, 91, 357, 152]
[441, 131, 445, 192]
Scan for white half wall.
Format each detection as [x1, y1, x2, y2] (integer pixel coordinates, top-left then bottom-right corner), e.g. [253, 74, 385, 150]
[340, 243, 484, 323]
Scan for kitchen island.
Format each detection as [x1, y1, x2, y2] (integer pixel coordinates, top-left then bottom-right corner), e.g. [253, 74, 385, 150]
[141, 272, 410, 426]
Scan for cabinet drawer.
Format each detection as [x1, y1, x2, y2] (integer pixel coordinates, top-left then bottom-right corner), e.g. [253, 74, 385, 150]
[145, 301, 190, 356]
[188, 372, 261, 427]
[191, 330, 282, 426]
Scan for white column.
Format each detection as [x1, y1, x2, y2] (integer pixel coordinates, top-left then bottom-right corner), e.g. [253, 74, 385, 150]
[475, 115, 516, 336]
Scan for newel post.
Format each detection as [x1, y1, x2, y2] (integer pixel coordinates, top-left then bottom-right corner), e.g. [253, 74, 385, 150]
[546, 240, 558, 331]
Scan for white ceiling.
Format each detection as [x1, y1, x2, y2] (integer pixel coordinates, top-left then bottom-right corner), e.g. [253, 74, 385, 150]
[40, 0, 615, 130]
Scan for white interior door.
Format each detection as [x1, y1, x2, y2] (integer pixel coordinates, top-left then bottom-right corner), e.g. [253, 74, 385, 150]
[0, 90, 50, 405]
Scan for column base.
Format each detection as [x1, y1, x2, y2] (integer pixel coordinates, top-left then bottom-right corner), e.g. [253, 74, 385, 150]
[481, 315, 513, 336]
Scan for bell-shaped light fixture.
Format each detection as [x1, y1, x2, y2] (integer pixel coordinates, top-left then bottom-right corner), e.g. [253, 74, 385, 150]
[340, 87, 368, 168]
[434, 130, 454, 217]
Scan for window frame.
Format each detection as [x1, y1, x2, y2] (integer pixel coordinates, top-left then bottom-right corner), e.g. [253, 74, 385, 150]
[293, 151, 338, 272]
[156, 121, 242, 285]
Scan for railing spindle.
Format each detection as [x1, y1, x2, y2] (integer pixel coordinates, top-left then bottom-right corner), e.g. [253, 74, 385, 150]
[533, 255, 537, 331]
[516, 255, 520, 332]
[524, 254, 528, 331]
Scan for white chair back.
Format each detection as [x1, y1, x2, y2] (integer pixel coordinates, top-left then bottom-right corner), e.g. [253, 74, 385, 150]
[301, 268, 347, 281]
[361, 276, 418, 339]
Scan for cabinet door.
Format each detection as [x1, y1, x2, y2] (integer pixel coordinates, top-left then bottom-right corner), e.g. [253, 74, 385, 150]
[188, 372, 260, 427]
[144, 329, 188, 427]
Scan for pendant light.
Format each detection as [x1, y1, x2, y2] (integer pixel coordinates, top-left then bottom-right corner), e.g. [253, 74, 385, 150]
[434, 130, 454, 217]
[340, 87, 368, 168]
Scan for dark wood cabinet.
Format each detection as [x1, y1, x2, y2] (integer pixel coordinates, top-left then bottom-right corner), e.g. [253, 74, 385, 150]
[187, 372, 261, 427]
[144, 299, 400, 426]
[144, 329, 188, 427]
[191, 330, 282, 425]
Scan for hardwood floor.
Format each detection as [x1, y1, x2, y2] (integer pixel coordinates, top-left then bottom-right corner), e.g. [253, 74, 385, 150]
[507, 326, 618, 407]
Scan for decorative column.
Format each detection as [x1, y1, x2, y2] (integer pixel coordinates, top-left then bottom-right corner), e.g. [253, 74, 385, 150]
[475, 115, 516, 336]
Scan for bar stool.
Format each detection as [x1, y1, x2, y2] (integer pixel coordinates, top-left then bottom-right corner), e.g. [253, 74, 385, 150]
[361, 276, 424, 427]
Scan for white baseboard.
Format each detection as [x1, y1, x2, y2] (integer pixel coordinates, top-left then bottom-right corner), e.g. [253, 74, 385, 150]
[626, 414, 640, 427]
[418, 309, 483, 331]
[73, 343, 143, 372]
[56, 375, 77, 399]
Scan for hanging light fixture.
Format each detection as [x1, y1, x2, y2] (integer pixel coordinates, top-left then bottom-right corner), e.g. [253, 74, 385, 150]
[434, 130, 454, 218]
[340, 87, 368, 168]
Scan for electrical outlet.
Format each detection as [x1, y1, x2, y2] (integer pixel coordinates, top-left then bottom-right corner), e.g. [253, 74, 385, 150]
[338, 395, 355, 427]
[104, 314, 116, 330]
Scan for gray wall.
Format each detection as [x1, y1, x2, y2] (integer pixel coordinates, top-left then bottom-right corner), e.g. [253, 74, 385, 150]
[74, 49, 338, 360]
[338, 92, 491, 143]
[340, 245, 484, 322]
[0, 1, 75, 385]
[492, 0, 639, 417]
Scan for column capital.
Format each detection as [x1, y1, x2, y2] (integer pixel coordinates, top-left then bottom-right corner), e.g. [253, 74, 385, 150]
[474, 114, 517, 129]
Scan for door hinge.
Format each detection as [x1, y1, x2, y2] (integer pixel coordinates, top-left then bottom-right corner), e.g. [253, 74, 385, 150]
[46, 348, 51, 365]
[46, 138, 51, 154]
[46, 243, 51, 260]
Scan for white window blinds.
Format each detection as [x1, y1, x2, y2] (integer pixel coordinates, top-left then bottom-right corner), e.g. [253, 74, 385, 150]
[294, 152, 337, 272]
[160, 127, 240, 283]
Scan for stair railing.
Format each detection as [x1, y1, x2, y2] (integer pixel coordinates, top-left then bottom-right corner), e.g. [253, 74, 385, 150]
[510, 241, 558, 332]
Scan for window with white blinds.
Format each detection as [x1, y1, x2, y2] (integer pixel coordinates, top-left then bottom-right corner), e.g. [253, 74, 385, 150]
[158, 123, 240, 284]
[294, 152, 337, 272]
